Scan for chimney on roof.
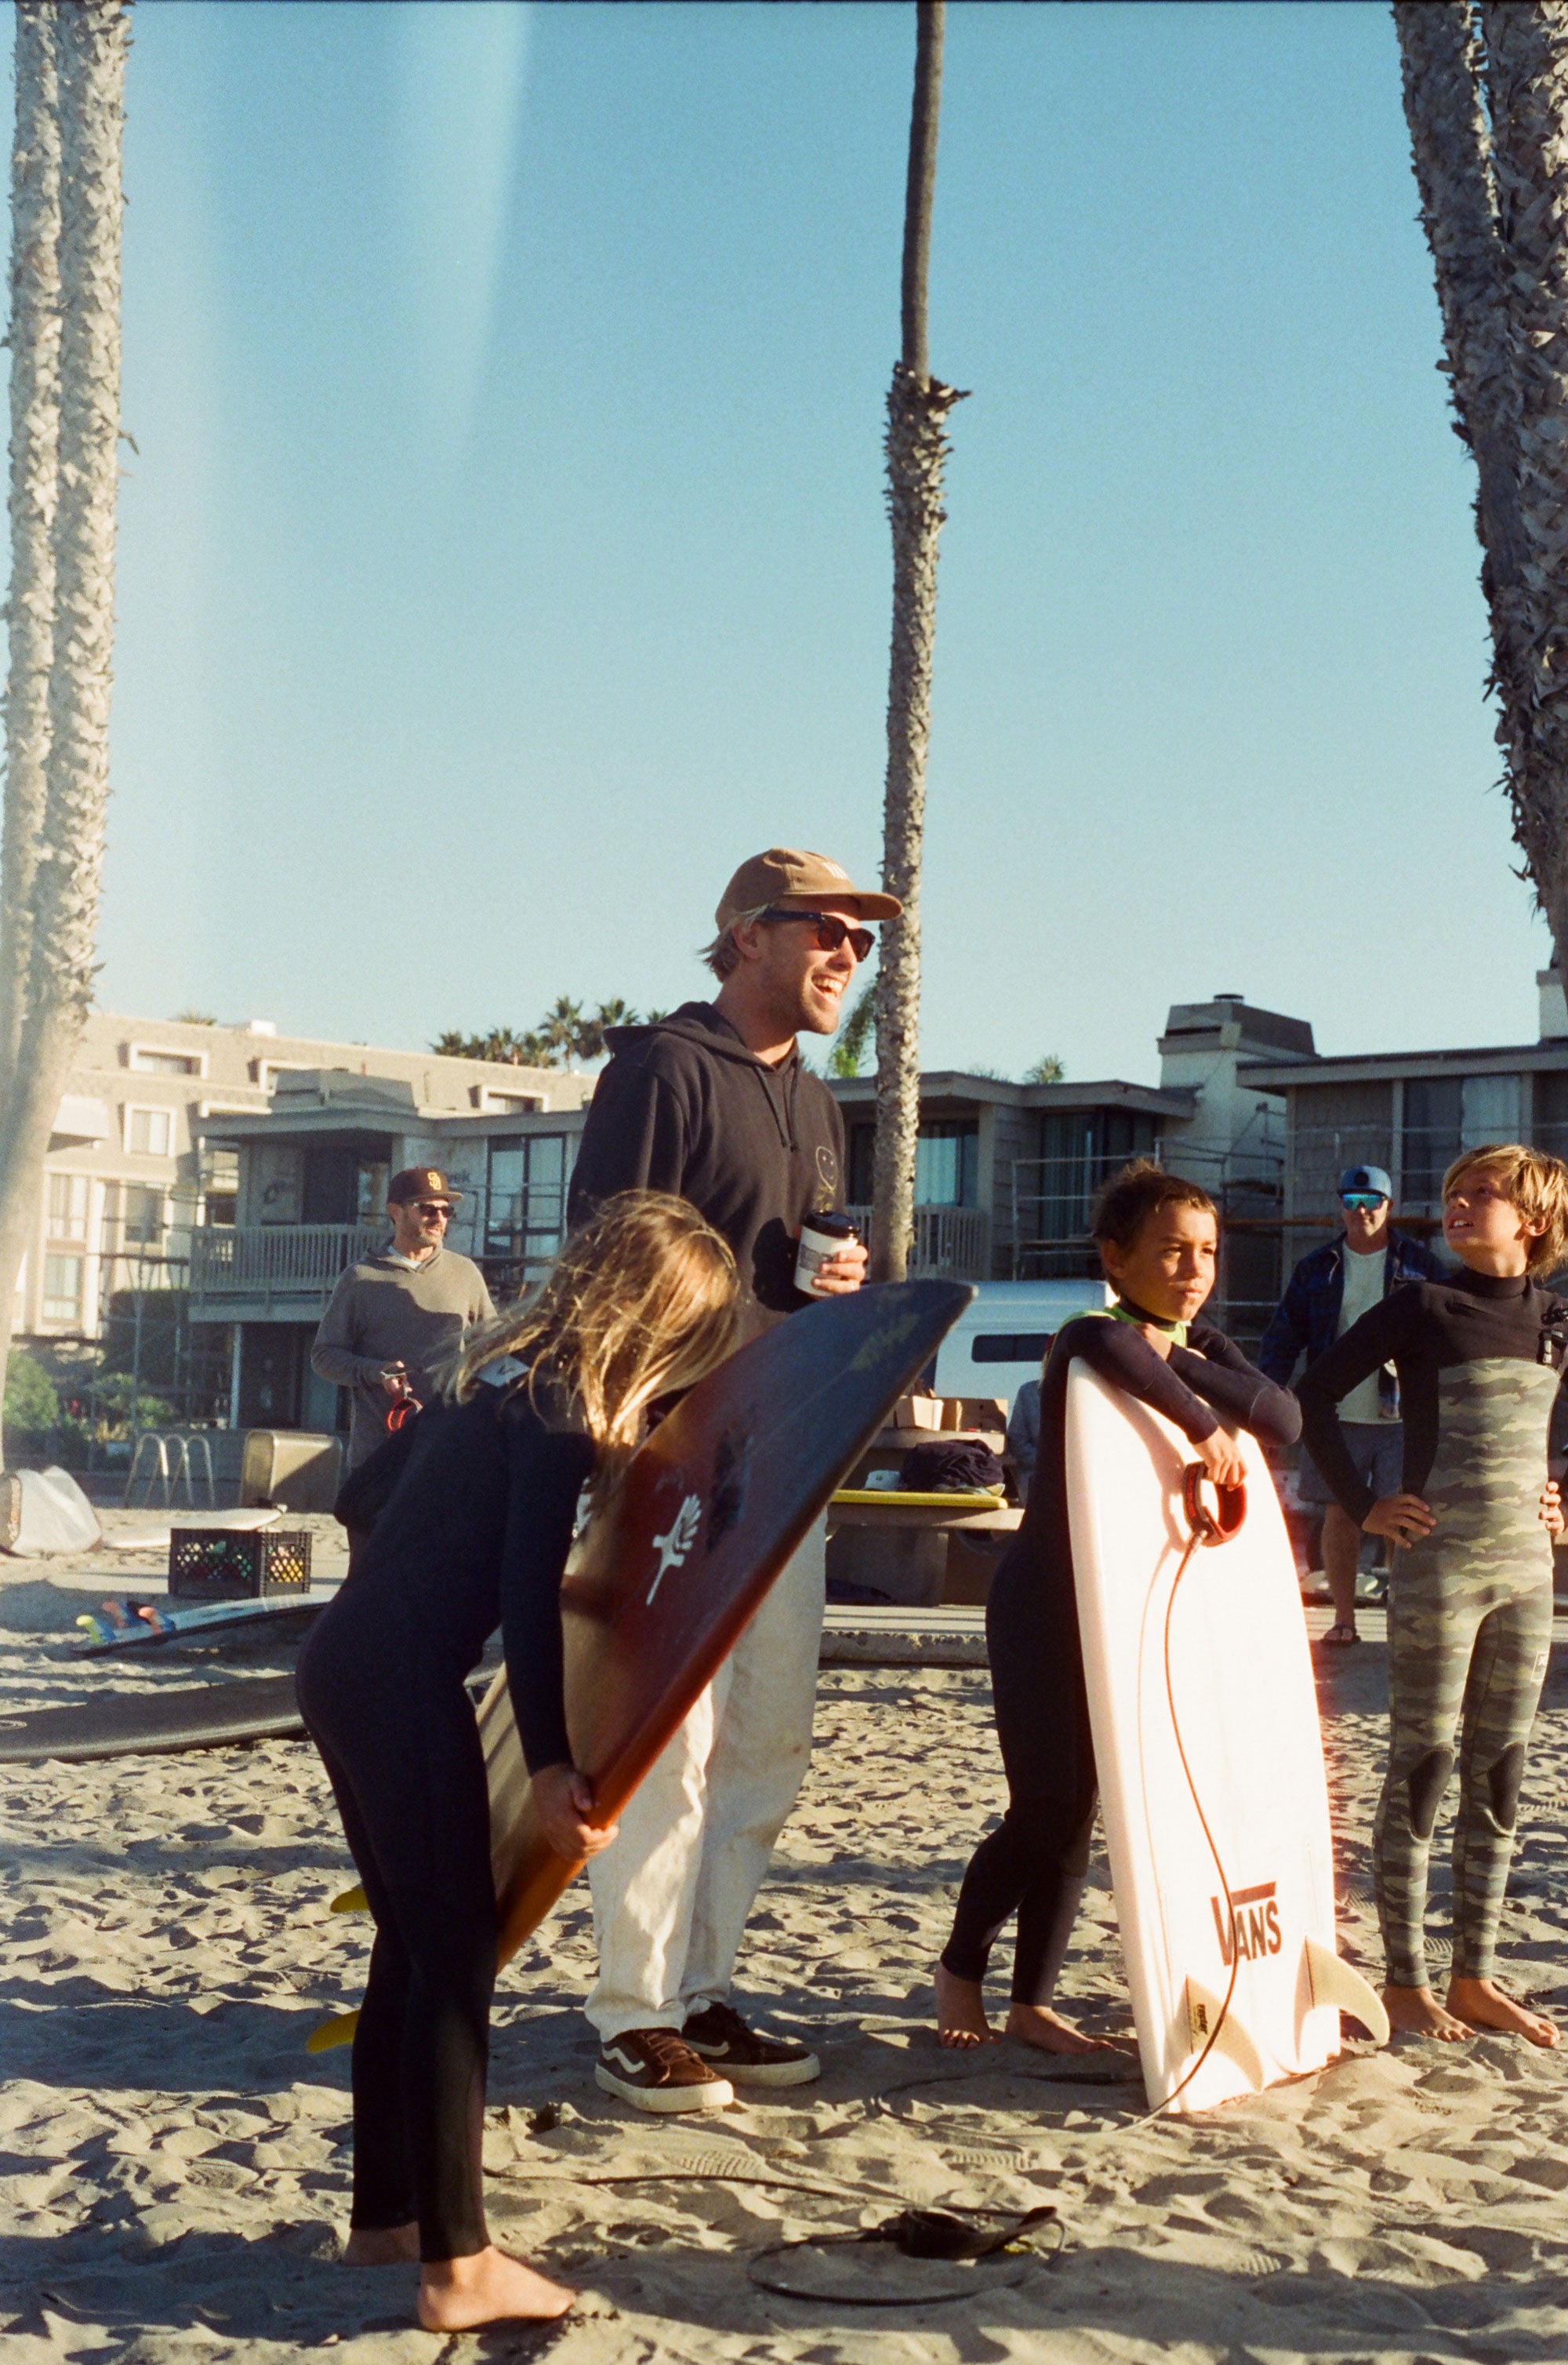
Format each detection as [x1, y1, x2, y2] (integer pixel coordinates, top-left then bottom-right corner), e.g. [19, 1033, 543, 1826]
[1539, 967, 1568, 1041]
[247, 1019, 278, 1037]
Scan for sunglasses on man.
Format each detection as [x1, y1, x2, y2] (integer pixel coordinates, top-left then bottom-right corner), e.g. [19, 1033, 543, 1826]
[412, 1201, 452, 1219]
[757, 907, 876, 961]
[1340, 1193, 1388, 1212]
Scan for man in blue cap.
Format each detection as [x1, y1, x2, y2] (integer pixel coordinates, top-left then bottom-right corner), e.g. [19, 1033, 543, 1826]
[1258, 1164, 1443, 1644]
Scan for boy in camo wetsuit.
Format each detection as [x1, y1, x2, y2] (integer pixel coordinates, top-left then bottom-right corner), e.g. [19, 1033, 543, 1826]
[1298, 1144, 1568, 2047]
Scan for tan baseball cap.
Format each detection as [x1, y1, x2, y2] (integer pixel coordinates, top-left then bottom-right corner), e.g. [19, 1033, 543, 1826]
[714, 848, 902, 930]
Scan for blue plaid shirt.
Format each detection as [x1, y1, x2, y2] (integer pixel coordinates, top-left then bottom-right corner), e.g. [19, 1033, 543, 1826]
[1256, 1231, 1443, 1415]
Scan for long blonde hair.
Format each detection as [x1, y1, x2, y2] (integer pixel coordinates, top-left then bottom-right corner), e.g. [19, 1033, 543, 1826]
[445, 1191, 739, 1454]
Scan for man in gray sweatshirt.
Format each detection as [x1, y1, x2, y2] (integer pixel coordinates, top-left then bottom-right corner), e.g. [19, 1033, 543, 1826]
[312, 1165, 495, 1467]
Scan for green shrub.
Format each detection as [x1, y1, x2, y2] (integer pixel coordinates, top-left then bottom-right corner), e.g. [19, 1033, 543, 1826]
[4, 1350, 58, 1442]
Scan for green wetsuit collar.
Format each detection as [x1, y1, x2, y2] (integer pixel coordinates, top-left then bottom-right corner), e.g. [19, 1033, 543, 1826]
[1103, 1295, 1190, 1350]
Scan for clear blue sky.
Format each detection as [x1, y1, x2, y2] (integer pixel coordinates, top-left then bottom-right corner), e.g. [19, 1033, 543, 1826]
[53, 1, 1555, 1079]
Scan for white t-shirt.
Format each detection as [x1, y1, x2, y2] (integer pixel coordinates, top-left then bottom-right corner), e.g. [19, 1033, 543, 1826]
[1337, 1242, 1387, 1424]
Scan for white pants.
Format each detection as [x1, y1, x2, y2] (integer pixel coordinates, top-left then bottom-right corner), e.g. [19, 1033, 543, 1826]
[584, 1513, 827, 2041]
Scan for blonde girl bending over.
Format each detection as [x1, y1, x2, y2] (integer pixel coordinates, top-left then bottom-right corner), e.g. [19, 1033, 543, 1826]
[296, 1193, 737, 2332]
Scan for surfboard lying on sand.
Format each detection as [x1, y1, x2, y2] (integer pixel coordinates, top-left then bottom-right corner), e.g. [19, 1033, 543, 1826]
[72, 1589, 332, 1655]
[1065, 1358, 1388, 2116]
[0, 1673, 304, 1765]
[307, 1278, 972, 2051]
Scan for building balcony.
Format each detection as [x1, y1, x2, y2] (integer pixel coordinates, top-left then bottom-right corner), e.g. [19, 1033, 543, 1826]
[189, 1222, 387, 1321]
[844, 1202, 990, 1282]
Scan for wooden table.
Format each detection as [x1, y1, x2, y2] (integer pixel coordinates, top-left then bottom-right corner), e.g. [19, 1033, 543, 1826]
[826, 1490, 1022, 1609]
[828, 1488, 1022, 1535]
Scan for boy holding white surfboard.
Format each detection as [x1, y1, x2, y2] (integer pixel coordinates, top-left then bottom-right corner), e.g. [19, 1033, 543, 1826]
[1298, 1143, 1568, 2048]
[935, 1162, 1301, 2053]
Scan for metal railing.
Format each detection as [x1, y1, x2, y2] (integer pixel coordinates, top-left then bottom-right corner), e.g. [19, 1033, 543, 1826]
[844, 1202, 990, 1280]
[188, 1222, 387, 1314]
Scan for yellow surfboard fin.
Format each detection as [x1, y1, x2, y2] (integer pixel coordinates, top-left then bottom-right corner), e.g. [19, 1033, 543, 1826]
[1305, 1937, 1390, 2045]
[1183, 1978, 1267, 2089]
[306, 2007, 360, 2054]
[330, 1884, 368, 1914]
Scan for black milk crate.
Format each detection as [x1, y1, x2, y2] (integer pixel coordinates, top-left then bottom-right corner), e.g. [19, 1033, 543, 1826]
[169, 1527, 313, 1600]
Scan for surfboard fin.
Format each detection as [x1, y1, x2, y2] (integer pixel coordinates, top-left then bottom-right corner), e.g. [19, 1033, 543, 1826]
[1184, 1978, 1266, 2088]
[306, 2007, 360, 2054]
[1305, 1937, 1390, 2044]
[329, 1884, 368, 1915]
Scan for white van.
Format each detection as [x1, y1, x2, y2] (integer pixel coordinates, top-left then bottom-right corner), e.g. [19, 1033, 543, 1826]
[932, 1277, 1112, 1412]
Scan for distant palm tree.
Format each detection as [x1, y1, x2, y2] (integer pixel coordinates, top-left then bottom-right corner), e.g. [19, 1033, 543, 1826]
[1394, 2, 1568, 968]
[828, 979, 877, 1078]
[871, 0, 965, 1281]
[0, 0, 129, 1448]
[1023, 1053, 1065, 1084]
[542, 994, 585, 1068]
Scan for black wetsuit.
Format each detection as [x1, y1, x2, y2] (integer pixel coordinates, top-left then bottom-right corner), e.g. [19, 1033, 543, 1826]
[295, 1378, 593, 2261]
[1298, 1271, 1567, 1987]
[940, 1310, 1301, 2004]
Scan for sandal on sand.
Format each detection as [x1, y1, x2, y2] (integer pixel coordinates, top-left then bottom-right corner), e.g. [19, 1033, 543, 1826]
[1319, 1622, 1359, 1648]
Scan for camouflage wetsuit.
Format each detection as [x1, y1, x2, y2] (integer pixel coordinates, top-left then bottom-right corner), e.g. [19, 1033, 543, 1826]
[1298, 1271, 1567, 1988]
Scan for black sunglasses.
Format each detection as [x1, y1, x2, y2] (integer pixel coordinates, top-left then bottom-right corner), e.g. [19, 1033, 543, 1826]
[757, 907, 874, 961]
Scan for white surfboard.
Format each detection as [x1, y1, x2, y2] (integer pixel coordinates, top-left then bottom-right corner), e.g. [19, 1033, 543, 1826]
[1065, 1357, 1386, 2114]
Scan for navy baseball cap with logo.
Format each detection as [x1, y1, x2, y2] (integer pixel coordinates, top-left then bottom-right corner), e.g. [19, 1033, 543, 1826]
[1338, 1164, 1392, 1202]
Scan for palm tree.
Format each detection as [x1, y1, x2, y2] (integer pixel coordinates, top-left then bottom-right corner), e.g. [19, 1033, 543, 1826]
[0, 0, 129, 1448]
[541, 993, 586, 1068]
[870, 0, 966, 1281]
[1394, 2, 1568, 967]
[0, 2, 60, 1088]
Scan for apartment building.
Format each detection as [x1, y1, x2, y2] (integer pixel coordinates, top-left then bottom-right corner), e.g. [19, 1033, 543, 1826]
[1242, 967, 1568, 1237]
[186, 1070, 593, 1431]
[16, 1010, 587, 1351]
[42, 974, 1559, 1446]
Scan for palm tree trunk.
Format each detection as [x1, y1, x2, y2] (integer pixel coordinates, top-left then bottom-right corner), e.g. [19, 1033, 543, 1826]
[1397, 1, 1568, 972]
[1394, 5, 1526, 613]
[871, 0, 965, 1283]
[1475, 2, 1568, 965]
[0, 2, 61, 1084]
[0, 0, 129, 1450]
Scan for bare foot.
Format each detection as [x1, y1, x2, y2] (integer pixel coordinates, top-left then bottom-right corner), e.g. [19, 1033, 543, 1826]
[1382, 1982, 1473, 2041]
[1447, 1976, 1560, 2048]
[1006, 2001, 1113, 2055]
[343, 2223, 419, 2265]
[417, 2247, 575, 2332]
[935, 1962, 999, 2050]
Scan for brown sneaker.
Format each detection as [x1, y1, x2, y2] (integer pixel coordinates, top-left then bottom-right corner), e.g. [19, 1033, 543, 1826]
[594, 2027, 735, 2114]
[682, 2000, 820, 2087]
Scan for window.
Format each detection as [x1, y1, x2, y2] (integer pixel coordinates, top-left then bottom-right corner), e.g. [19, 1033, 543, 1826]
[1022, 1110, 1159, 1277]
[46, 1172, 89, 1241]
[485, 1134, 568, 1273]
[849, 1120, 980, 1208]
[125, 1106, 173, 1157]
[122, 1184, 165, 1244]
[42, 1253, 83, 1324]
[915, 1124, 979, 1208]
[129, 1044, 204, 1077]
[198, 1139, 239, 1226]
[1403, 1074, 1523, 1212]
[971, 1332, 1052, 1364]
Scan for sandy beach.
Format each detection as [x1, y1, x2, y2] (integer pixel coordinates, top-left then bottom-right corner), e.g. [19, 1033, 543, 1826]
[5, 1558, 1568, 2362]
